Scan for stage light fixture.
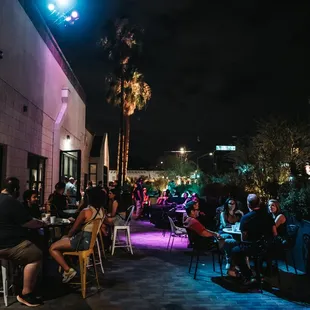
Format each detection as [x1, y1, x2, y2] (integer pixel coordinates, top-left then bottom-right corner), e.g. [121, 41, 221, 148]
[71, 11, 78, 18]
[48, 3, 55, 11]
[65, 16, 72, 22]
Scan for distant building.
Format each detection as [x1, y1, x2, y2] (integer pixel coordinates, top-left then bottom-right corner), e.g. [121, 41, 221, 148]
[89, 135, 110, 187]
[0, 1, 108, 202]
[109, 170, 162, 182]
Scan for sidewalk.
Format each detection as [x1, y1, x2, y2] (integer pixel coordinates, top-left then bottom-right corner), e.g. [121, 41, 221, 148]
[2, 220, 310, 309]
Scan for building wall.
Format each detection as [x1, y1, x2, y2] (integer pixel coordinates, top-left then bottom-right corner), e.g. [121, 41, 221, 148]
[0, 0, 86, 199]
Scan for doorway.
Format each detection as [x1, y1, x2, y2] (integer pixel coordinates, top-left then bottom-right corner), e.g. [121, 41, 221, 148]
[60, 150, 81, 202]
[27, 153, 46, 205]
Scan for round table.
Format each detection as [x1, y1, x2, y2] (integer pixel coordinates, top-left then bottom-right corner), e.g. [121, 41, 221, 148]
[63, 209, 78, 215]
[222, 227, 242, 241]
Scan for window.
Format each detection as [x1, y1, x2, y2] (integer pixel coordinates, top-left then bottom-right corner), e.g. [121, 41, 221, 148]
[89, 164, 97, 185]
[60, 150, 81, 202]
[27, 154, 46, 205]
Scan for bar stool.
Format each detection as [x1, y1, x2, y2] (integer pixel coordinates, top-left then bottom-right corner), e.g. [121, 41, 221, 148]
[111, 206, 134, 255]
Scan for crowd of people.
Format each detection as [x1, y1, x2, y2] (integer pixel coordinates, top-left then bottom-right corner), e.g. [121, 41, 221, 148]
[0, 177, 130, 307]
[183, 193, 289, 285]
[0, 175, 293, 306]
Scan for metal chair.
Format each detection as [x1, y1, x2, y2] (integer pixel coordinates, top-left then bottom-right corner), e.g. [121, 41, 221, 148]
[166, 216, 187, 252]
[275, 224, 299, 275]
[187, 229, 223, 279]
[302, 233, 310, 274]
[62, 219, 101, 298]
[111, 206, 135, 255]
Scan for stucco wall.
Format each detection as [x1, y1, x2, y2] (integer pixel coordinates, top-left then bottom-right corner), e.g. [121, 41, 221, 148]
[0, 0, 86, 199]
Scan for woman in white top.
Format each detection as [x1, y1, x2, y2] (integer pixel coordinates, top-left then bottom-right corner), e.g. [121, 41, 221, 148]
[49, 187, 105, 284]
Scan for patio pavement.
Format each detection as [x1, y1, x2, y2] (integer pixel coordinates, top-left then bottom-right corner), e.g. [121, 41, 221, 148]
[2, 219, 310, 309]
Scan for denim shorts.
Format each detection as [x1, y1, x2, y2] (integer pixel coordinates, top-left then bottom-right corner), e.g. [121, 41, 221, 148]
[70, 231, 92, 251]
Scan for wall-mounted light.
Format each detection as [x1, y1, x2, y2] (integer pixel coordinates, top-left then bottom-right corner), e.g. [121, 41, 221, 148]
[66, 135, 70, 140]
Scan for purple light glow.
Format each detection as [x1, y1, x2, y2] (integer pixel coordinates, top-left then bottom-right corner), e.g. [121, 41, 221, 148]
[119, 222, 189, 250]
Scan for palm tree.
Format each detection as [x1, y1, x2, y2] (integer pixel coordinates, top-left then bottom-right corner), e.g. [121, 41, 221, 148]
[101, 18, 143, 184]
[107, 70, 151, 181]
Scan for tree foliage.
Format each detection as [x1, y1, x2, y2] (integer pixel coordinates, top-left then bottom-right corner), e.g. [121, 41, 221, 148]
[230, 117, 310, 196]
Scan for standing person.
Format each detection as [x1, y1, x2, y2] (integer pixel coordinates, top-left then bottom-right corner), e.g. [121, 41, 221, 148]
[0, 177, 45, 307]
[133, 179, 143, 218]
[142, 188, 151, 218]
[65, 177, 77, 205]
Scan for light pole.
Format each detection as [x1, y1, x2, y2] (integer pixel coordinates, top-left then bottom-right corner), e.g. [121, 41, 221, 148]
[196, 152, 214, 171]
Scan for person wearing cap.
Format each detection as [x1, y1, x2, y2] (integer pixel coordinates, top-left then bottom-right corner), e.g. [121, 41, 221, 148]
[228, 194, 277, 285]
[65, 177, 77, 205]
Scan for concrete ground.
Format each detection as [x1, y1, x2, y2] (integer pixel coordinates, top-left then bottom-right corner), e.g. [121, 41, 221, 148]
[1, 220, 310, 309]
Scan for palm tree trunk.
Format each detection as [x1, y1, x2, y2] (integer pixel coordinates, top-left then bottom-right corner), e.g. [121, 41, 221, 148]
[118, 65, 125, 186]
[116, 132, 121, 178]
[123, 115, 130, 184]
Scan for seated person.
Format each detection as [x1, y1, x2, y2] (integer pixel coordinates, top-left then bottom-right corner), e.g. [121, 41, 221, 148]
[219, 197, 243, 230]
[23, 190, 41, 219]
[228, 194, 277, 285]
[47, 182, 71, 219]
[49, 187, 105, 283]
[0, 177, 45, 307]
[142, 188, 151, 217]
[268, 199, 286, 237]
[104, 189, 127, 227]
[184, 201, 236, 257]
[181, 192, 191, 207]
[156, 191, 169, 205]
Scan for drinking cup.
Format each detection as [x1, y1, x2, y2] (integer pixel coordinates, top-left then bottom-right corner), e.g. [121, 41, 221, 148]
[50, 216, 56, 224]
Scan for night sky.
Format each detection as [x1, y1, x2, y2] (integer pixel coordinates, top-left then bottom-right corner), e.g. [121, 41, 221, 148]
[41, 0, 310, 169]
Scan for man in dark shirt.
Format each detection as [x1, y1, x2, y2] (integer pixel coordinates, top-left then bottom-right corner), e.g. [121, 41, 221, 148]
[0, 177, 45, 307]
[228, 194, 277, 284]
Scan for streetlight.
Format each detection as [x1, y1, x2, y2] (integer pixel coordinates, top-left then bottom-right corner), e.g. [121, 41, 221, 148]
[180, 147, 185, 155]
[160, 161, 163, 164]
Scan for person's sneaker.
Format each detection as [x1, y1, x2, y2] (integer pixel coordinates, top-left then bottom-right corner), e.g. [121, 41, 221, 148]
[62, 268, 77, 283]
[17, 293, 42, 307]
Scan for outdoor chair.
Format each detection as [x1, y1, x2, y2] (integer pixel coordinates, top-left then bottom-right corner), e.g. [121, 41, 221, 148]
[187, 229, 223, 280]
[302, 233, 310, 274]
[166, 216, 187, 252]
[62, 218, 101, 298]
[87, 224, 106, 274]
[111, 206, 134, 255]
[275, 224, 299, 275]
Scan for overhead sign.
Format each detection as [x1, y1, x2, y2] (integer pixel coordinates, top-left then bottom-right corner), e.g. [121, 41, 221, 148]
[216, 145, 236, 151]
